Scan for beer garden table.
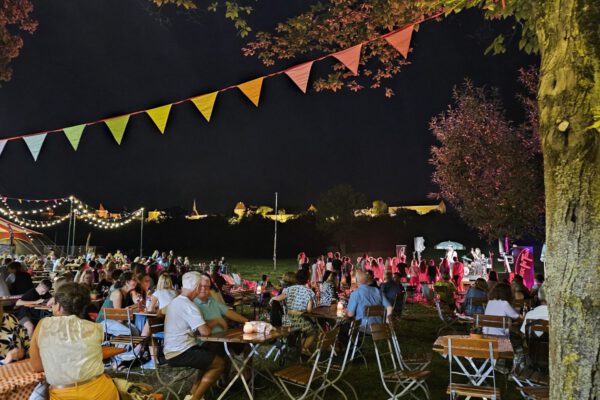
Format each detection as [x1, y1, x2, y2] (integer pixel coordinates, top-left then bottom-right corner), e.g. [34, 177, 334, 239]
[199, 326, 293, 400]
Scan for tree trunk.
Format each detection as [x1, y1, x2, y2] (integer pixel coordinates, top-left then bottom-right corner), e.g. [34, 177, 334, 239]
[534, 0, 600, 398]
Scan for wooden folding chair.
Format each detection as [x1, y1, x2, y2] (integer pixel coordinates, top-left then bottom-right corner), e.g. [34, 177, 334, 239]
[473, 314, 513, 337]
[320, 319, 362, 400]
[146, 317, 197, 400]
[520, 386, 549, 400]
[434, 288, 467, 335]
[447, 336, 500, 399]
[274, 327, 339, 400]
[371, 323, 431, 400]
[102, 307, 148, 380]
[513, 320, 549, 396]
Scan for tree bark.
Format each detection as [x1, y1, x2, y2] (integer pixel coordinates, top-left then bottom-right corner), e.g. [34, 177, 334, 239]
[534, 0, 600, 398]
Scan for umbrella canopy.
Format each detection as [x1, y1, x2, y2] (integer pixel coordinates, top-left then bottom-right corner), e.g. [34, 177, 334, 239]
[434, 241, 466, 250]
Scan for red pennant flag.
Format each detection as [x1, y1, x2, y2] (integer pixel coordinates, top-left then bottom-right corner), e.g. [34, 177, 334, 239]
[384, 25, 414, 59]
[332, 44, 362, 76]
[284, 61, 314, 93]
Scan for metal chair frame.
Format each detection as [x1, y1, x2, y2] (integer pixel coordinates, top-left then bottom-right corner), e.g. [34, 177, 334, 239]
[371, 323, 431, 400]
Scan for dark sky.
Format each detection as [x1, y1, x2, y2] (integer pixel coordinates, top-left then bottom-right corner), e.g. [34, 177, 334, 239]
[0, 1, 537, 214]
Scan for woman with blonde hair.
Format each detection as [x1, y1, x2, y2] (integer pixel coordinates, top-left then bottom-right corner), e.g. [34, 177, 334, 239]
[147, 273, 177, 311]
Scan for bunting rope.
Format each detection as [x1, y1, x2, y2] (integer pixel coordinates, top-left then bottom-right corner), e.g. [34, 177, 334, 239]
[0, 9, 447, 161]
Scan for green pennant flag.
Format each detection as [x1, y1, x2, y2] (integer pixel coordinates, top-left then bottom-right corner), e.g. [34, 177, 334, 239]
[63, 124, 86, 151]
[23, 133, 47, 161]
[105, 115, 130, 145]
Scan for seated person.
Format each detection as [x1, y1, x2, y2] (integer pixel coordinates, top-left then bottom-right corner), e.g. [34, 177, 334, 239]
[15, 279, 53, 337]
[511, 274, 531, 301]
[484, 283, 520, 336]
[0, 303, 29, 365]
[347, 270, 392, 330]
[148, 273, 177, 311]
[164, 272, 225, 400]
[434, 273, 458, 311]
[530, 273, 545, 307]
[29, 283, 119, 399]
[520, 292, 549, 337]
[269, 272, 296, 327]
[318, 273, 338, 307]
[462, 278, 488, 316]
[96, 272, 140, 336]
[380, 272, 405, 312]
[6, 261, 34, 295]
[270, 271, 317, 354]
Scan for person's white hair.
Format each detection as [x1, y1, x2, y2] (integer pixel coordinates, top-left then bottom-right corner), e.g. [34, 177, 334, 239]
[181, 271, 203, 290]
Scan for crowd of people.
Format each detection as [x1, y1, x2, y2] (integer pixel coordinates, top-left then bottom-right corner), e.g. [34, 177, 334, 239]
[0, 248, 548, 400]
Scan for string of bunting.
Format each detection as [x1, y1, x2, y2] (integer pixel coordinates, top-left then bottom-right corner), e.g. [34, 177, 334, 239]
[0, 10, 445, 162]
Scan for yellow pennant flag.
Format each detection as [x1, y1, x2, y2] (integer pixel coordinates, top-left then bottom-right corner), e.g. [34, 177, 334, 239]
[237, 77, 264, 107]
[146, 104, 172, 134]
[105, 115, 130, 145]
[191, 92, 218, 122]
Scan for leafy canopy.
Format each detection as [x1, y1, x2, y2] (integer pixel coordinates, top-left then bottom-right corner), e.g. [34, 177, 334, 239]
[429, 69, 543, 241]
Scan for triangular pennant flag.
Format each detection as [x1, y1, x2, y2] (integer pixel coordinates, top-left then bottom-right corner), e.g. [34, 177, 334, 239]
[63, 124, 86, 151]
[384, 25, 414, 59]
[237, 77, 264, 107]
[23, 133, 47, 161]
[0, 140, 7, 157]
[105, 115, 130, 145]
[332, 44, 362, 76]
[284, 61, 314, 93]
[146, 104, 172, 134]
[191, 92, 218, 122]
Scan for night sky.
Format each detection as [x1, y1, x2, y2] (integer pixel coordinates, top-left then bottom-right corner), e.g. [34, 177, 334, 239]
[0, 1, 537, 214]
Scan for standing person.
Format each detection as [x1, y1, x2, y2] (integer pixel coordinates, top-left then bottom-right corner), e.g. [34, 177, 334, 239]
[409, 258, 421, 294]
[29, 283, 119, 400]
[396, 256, 408, 282]
[451, 256, 465, 291]
[427, 259, 438, 283]
[164, 272, 225, 400]
[332, 252, 343, 289]
[342, 257, 353, 288]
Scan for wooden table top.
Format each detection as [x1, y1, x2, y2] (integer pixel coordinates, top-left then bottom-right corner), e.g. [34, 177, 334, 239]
[199, 326, 292, 344]
[433, 334, 514, 359]
[304, 306, 348, 321]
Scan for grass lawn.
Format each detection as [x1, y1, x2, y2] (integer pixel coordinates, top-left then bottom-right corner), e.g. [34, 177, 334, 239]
[119, 296, 525, 399]
[226, 258, 298, 281]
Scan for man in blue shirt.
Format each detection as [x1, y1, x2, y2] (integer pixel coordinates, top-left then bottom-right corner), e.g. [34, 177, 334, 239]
[347, 270, 392, 329]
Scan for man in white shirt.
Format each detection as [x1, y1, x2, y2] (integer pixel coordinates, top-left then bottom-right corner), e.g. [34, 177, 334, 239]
[164, 272, 225, 400]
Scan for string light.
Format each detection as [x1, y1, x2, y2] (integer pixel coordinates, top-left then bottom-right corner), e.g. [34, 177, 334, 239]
[0, 194, 144, 231]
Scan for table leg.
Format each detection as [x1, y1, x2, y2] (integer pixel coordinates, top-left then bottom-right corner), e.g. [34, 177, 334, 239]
[216, 342, 260, 400]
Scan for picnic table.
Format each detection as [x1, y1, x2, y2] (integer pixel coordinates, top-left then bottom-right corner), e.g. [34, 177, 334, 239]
[433, 334, 514, 359]
[199, 326, 293, 400]
[0, 347, 126, 399]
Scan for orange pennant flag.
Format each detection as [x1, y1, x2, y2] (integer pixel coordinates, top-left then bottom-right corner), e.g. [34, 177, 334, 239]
[237, 77, 264, 107]
[191, 92, 218, 122]
[284, 61, 314, 93]
[332, 44, 362, 76]
[384, 25, 414, 59]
